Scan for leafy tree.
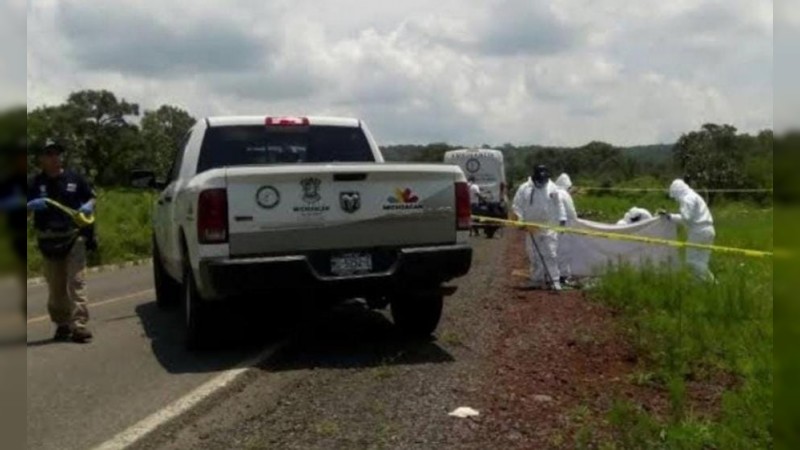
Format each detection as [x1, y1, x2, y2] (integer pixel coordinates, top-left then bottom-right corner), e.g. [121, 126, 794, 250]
[140, 106, 197, 178]
[27, 105, 83, 175]
[674, 124, 773, 204]
[674, 124, 746, 189]
[66, 90, 141, 185]
[418, 142, 456, 162]
[27, 90, 196, 187]
[28, 90, 141, 185]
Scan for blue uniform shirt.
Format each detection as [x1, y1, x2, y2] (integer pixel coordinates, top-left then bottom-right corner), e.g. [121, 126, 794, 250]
[27, 170, 95, 233]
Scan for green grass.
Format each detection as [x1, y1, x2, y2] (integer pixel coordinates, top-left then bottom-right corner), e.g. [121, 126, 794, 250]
[774, 207, 798, 450]
[1, 189, 156, 277]
[583, 197, 773, 449]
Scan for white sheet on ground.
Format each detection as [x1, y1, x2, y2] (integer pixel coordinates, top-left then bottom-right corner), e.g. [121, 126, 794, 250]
[566, 216, 679, 277]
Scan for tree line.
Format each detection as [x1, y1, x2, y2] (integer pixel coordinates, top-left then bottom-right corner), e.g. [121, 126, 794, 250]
[26, 90, 196, 186]
[384, 126, 774, 200]
[22, 90, 773, 199]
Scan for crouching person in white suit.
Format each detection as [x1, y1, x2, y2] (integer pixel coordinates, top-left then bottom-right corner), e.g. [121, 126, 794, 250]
[512, 165, 567, 291]
[660, 179, 716, 282]
[616, 207, 653, 225]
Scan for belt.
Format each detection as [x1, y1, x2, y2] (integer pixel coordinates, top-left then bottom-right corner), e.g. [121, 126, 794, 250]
[37, 229, 78, 239]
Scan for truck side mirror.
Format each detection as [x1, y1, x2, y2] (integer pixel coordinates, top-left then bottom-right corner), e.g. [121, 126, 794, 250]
[130, 170, 166, 190]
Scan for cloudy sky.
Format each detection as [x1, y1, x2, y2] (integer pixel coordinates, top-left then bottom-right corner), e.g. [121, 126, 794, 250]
[22, 0, 777, 146]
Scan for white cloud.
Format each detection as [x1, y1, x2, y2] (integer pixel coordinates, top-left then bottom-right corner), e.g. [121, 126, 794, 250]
[25, 0, 775, 145]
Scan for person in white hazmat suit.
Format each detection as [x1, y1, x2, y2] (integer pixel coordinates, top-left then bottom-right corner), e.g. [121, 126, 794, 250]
[616, 207, 653, 225]
[554, 173, 578, 285]
[512, 165, 567, 290]
[660, 179, 716, 282]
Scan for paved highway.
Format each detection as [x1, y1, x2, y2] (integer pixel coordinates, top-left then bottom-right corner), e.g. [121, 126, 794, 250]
[25, 265, 270, 450]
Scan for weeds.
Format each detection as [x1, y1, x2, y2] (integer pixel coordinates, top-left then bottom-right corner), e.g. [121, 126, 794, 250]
[2, 189, 156, 277]
[313, 420, 341, 436]
[440, 331, 464, 347]
[588, 204, 772, 449]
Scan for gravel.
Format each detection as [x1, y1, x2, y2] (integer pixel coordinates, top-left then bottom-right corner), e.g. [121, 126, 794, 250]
[137, 229, 684, 449]
[138, 237, 506, 450]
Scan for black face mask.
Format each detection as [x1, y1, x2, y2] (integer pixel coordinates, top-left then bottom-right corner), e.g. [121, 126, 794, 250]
[531, 166, 549, 188]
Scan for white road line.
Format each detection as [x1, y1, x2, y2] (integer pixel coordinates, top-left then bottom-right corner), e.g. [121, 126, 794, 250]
[26, 289, 155, 325]
[90, 343, 285, 450]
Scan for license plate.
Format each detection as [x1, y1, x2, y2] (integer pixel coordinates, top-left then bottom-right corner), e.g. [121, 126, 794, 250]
[331, 253, 373, 276]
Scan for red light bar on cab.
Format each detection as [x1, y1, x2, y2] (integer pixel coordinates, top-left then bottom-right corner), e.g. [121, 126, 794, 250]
[265, 116, 310, 126]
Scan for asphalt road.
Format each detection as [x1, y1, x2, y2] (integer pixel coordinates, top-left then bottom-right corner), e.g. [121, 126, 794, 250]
[24, 238, 496, 450]
[25, 265, 267, 450]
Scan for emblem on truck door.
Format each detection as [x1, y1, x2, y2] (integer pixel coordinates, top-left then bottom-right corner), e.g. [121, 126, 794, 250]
[293, 178, 330, 216]
[300, 177, 322, 204]
[339, 192, 361, 214]
[256, 186, 280, 209]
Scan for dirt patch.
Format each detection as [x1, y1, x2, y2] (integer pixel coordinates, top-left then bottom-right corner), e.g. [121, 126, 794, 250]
[457, 229, 633, 448]
[471, 228, 730, 448]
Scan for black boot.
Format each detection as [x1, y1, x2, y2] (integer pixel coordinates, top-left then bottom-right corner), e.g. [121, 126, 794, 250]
[53, 325, 72, 342]
[71, 327, 93, 344]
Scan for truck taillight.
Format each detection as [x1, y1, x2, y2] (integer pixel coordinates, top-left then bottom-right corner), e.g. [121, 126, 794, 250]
[455, 182, 471, 231]
[198, 189, 228, 244]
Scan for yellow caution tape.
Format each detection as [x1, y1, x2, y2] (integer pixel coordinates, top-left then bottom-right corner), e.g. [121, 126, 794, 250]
[473, 215, 777, 259]
[44, 199, 96, 228]
[577, 187, 773, 193]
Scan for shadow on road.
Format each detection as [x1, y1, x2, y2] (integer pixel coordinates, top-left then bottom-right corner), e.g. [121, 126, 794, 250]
[136, 295, 454, 375]
[262, 301, 455, 372]
[25, 339, 66, 348]
[135, 299, 282, 375]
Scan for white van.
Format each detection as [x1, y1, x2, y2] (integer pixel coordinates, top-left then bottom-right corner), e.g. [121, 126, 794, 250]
[444, 149, 508, 237]
[444, 149, 508, 203]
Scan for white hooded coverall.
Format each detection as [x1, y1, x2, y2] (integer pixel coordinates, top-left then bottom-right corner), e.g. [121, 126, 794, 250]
[554, 174, 578, 279]
[513, 178, 567, 288]
[668, 180, 716, 281]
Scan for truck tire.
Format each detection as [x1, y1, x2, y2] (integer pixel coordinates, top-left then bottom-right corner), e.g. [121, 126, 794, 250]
[153, 238, 180, 310]
[484, 227, 498, 239]
[183, 263, 212, 350]
[390, 291, 443, 338]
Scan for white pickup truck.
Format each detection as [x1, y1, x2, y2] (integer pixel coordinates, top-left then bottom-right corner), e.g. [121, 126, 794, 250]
[132, 116, 473, 348]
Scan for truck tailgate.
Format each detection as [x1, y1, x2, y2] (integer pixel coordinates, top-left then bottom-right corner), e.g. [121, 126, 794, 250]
[225, 165, 457, 256]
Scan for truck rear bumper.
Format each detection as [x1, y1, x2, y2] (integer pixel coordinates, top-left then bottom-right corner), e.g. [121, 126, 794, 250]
[197, 244, 472, 300]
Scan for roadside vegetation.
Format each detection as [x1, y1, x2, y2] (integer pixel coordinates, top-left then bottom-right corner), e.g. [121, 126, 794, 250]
[12, 189, 155, 277]
[582, 195, 773, 449]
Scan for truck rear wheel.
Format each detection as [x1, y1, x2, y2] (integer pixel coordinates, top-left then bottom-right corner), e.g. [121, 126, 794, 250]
[390, 291, 443, 338]
[484, 227, 498, 239]
[153, 238, 180, 310]
[183, 263, 212, 350]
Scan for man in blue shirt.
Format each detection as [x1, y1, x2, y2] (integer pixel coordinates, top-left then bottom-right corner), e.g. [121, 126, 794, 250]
[27, 141, 96, 343]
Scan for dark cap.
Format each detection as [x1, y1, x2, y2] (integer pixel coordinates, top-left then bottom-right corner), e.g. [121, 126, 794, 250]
[41, 139, 65, 155]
